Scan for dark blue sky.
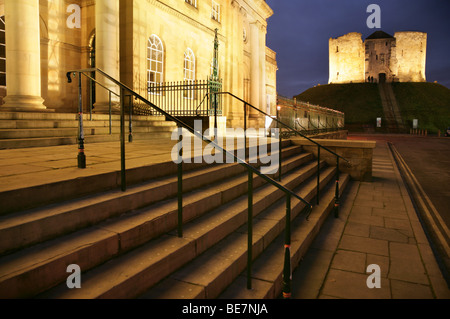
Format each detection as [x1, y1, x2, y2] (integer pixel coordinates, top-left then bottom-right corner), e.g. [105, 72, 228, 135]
[265, 0, 450, 97]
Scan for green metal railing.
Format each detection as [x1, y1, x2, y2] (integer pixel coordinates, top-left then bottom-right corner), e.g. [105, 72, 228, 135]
[67, 68, 313, 298]
[205, 91, 350, 297]
[206, 91, 350, 210]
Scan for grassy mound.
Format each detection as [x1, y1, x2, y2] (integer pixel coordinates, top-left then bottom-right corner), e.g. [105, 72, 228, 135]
[294, 82, 450, 133]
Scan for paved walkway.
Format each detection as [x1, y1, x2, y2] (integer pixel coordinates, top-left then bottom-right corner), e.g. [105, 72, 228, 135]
[0, 139, 182, 193]
[291, 139, 450, 299]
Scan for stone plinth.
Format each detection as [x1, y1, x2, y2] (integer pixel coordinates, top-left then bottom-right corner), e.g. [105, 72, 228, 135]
[290, 138, 376, 181]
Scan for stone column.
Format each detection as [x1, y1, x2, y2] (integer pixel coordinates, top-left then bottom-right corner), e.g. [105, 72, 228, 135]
[259, 24, 267, 114]
[249, 20, 260, 118]
[94, 0, 120, 112]
[226, 0, 245, 128]
[2, 0, 46, 111]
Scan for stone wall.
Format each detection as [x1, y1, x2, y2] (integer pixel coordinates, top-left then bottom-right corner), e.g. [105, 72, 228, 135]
[329, 31, 427, 84]
[328, 32, 365, 84]
[290, 137, 376, 182]
[394, 32, 427, 82]
[365, 37, 396, 82]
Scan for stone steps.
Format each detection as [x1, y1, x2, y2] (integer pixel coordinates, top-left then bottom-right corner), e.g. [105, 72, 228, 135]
[0, 142, 304, 298]
[36, 158, 331, 299]
[0, 144, 301, 253]
[139, 168, 346, 299]
[219, 173, 350, 299]
[0, 137, 350, 299]
[0, 112, 176, 149]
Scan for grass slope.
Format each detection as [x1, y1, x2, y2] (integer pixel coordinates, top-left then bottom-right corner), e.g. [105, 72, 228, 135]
[294, 82, 450, 133]
[391, 82, 450, 133]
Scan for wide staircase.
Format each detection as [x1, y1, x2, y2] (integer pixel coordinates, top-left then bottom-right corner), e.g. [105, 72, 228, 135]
[0, 68, 350, 299]
[0, 112, 176, 149]
[0, 139, 349, 299]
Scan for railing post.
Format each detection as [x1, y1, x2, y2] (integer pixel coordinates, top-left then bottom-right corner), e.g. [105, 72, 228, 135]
[247, 167, 253, 290]
[128, 95, 133, 142]
[214, 91, 218, 140]
[317, 145, 320, 205]
[120, 87, 126, 192]
[334, 156, 340, 218]
[244, 102, 247, 161]
[279, 130, 282, 182]
[282, 193, 291, 299]
[109, 91, 112, 135]
[77, 72, 86, 169]
[178, 127, 183, 237]
[89, 78, 93, 121]
[277, 106, 282, 181]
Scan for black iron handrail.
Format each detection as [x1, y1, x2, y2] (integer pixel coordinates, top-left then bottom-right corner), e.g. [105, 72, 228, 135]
[206, 91, 349, 161]
[203, 90, 350, 298]
[66, 68, 312, 298]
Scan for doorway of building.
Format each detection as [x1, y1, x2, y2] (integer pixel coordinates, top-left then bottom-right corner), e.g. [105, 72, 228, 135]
[379, 73, 386, 83]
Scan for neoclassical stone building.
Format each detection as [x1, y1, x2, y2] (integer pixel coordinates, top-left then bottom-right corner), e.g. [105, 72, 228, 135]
[329, 30, 427, 84]
[0, 0, 277, 128]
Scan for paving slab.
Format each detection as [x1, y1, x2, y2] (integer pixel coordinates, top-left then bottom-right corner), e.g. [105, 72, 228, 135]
[291, 139, 450, 299]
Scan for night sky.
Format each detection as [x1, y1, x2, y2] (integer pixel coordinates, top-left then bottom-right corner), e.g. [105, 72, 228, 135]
[265, 0, 450, 98]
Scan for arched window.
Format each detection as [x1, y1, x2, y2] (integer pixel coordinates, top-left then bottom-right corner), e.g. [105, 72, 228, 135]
[147, 34, 164, 90]
[184, 48, 195, 99]
[184, 48, 195, 82]
[0, 16, 6, 87]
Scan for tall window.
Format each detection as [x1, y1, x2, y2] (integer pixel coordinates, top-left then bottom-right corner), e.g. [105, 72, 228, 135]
[147, 34, 164, 90]
[185, 0, 197, 7]
[184, 48, 195, 99]
[0, 16, 6, 87]
[211, 1, 220, 22]
[184, 48, 195, 82]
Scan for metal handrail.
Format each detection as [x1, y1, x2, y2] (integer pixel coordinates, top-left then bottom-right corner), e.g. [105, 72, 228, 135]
[208, 91, 349, 164]
[205, 91, 350, 298]
[66, 68, 313, 298]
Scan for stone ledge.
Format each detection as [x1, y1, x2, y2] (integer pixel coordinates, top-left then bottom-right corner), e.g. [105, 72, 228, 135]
[290, 137, 376, 181]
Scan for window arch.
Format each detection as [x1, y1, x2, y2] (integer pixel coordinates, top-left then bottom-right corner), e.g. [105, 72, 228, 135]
[184, 48, 195, 99]
[147, 34, 164, 89]
[0, 16, 6, 87]
[184, 48, 195, 82]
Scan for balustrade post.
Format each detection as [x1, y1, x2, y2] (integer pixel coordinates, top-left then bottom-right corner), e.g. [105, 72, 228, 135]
[77, 73, 86, 169]
[129, 95, 133, 142]
[317, 145, 320, 205]
[335, 157, 340, 218]
[178, 127, 183, 237]
[120, 87, 126, 192]
[282, 194, 291, 299]
[247, 168, 253, 289]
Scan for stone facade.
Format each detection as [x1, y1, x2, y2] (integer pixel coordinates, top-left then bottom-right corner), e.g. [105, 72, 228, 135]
[328, 32, 365, 84]
[329, 31, 426, 84]
[0, 0, 277, 128]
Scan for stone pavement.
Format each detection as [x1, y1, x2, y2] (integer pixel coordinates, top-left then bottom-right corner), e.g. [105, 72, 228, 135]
[291, 139, 450, 299]
[0, 139, 181, 194]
